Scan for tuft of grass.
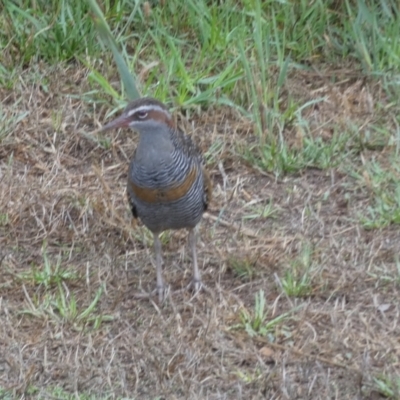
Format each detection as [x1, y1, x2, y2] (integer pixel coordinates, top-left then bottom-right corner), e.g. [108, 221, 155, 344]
[18, 242, 77, 288]
[241, 131, 355, 176]
[236, 290, 298, 340]
[234, 368, 263, 385]
[279, 244, 315, 298]
[229, 257, 256, 281]
[0, 213, 9, 226]
[242, 199, 279, 221]
[21, 283, 112, 331]
[240, 289, 268, 336]
[0, 106, 29, 143]
[372, 374, 400, 398]
[354, 159, 400, 229]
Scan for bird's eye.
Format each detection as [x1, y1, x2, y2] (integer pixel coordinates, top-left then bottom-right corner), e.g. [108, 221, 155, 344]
[136, 111, 148, 119]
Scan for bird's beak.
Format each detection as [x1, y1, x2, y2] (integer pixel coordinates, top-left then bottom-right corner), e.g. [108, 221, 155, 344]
[99, 114, 130, 132]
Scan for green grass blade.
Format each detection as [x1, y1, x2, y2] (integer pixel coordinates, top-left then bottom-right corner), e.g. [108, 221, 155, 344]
[84, 0, 140, 100]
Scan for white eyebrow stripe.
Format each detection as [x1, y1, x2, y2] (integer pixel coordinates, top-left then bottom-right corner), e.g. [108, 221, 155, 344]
[127, 105, 170, 117]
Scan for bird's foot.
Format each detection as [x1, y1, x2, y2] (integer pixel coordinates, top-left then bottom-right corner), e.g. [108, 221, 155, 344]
[156, 284, 169, 303]
[189, 278, 204, 294]
[132, 285, 169, 302]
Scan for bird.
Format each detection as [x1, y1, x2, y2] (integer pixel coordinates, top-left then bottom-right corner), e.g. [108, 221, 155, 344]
[100, 97, 212, 301]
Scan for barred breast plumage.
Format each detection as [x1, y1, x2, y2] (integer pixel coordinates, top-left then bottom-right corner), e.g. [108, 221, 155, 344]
[100, 97, 212, 301]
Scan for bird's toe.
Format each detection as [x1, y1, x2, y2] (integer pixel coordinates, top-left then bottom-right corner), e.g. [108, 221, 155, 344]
[191, 278, 204, 293]
[156, 284, 169, 303]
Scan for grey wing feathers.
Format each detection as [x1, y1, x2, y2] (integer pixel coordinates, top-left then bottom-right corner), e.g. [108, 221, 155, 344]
[172, 127, 204, 164]
[173, 127, 211, 210]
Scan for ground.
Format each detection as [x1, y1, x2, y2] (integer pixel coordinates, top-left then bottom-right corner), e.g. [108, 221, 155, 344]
[1, 65, 400, 399]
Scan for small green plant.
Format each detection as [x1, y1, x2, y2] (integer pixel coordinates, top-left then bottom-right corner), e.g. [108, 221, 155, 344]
[0, 107, 29, 142]
[229, 258, 256, 281]
[19, 243, 77, 288]
[238, 290, 296, 338]
[280, 244, 314, 297]
[356, 160, 400, 229]
[241, 132, 352, 176]
[281, 269, 312, 298]
[372, 374, 400, 398]
[0, 213, 8, 226]
[234, 368, 263, 384]
[21, 283, 112, 330]
[242, 290, 268, 335]
[360, 186, 400, 229]
[242, 200, 279, 221]
[53, 283, 111, 330]
[0, 386, 14, 400]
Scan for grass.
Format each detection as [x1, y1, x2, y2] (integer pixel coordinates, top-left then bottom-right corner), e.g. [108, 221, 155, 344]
[353, 157, 400, 228]
[229, 256, 257, 281]
[1, 0, 400, 398]
[279, 243, 315, 298]
[20, 282, 111, 330]
[373, 374, 400, 398]
[237, 289, 300, 339]
[17, 242, 77, 287]
[1, 385, 114, 399]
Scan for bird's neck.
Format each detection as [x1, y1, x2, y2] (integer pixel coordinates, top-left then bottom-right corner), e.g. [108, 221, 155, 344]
[135, 128, 175, 171]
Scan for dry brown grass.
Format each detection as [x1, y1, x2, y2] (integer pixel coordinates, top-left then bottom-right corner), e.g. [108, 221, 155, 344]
[1, 65, 400, 399]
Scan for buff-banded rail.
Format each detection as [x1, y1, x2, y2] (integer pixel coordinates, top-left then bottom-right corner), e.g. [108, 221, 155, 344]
[100, 97, 212, 301]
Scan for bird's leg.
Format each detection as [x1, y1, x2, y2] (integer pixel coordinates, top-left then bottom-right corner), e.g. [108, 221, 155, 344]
[188, 228, 202, 291]
[153, 232, 165, 301]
